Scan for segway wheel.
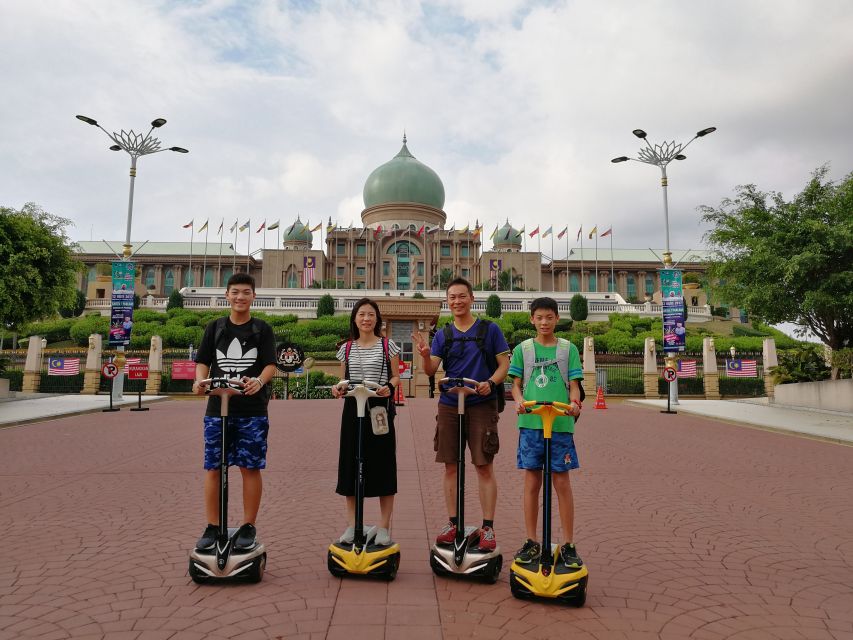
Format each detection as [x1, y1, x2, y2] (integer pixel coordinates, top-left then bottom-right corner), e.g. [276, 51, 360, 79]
[429, 552, 449, 577]
[188, 559, 208, 584]
[246, 553, 266, 584]
[482, 555, 503, 584]
[509, 571, 528, 600]
[570, 587, 587, 608]
[381, 552, 400, 582]
[327, 551, 347, 578]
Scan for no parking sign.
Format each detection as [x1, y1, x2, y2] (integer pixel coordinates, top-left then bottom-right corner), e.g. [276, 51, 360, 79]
[102, 362, 119, 379]
[662, 366, 677, 382]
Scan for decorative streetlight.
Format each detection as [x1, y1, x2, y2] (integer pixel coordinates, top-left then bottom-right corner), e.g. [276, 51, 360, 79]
[76, 115, 188, 400]
[611, 126, 715, 267]
[611, 126, 716, 407]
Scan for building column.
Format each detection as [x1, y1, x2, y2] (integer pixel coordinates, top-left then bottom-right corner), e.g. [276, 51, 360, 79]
[763, 338, 778, 399]
[81, 334, 103, 395]
[146, 335, 163, 395]
[643, 337, 659, 398]
[617, 270, 629, 297]
[703, 337, 720, 399]
[22, 336, 44, 393]
[582, 336, 596, 399]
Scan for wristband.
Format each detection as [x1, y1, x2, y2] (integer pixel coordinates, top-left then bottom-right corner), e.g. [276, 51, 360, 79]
[255, 377, 264, 388]
[487, 379, 497, 392]
[572, 399, 582, 410]
[385, 382, 395, 393]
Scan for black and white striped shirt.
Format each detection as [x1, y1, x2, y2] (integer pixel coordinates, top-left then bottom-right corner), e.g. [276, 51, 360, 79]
[335, 339, 401, 385]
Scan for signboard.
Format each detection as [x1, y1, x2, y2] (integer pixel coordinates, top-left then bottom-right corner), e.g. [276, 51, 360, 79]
[399, 361, 412, 379]
[275, 342, 305, 373]
[662, 366, 677, 382]
[128, 363, 149, 380]
[171, 360, 197, 380]
[660, 268, 686, 354]
[102, 362, 119, 379]
[109, 261, 136, 347]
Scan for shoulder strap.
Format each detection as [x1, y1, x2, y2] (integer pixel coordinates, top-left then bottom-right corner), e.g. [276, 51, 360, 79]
[556, 338, 571, 388]
[383, 337, 391, 379]
[213, 316, 228, 346]
[521, 338, 536, 387]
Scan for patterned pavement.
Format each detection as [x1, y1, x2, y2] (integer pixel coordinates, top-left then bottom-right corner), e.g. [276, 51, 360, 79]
[1, 398, 852, 640]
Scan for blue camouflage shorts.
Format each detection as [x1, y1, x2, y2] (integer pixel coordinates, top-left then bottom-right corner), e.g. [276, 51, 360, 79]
[203, 416, 269, 470]
[517, 428, 580, 472]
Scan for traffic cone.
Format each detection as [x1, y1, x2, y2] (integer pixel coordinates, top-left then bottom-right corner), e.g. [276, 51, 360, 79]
[594, 385, 607, 409]
[394, 383, 406, 406]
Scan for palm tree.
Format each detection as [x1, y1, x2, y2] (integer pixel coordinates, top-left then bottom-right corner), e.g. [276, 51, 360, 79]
[433, 268, 454, 289]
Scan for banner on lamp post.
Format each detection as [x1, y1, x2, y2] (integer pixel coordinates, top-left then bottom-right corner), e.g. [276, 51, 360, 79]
[109, 261, 136, 347]
[660, 268, 686, 354]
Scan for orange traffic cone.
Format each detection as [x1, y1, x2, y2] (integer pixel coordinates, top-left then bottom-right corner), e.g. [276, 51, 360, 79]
[395, 383, 406, 406]
[594, 385, 607, 409]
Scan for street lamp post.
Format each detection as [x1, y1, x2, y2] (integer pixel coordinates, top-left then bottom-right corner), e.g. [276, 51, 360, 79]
[77, 115, 188, 401]
[611, 126, 716, 406]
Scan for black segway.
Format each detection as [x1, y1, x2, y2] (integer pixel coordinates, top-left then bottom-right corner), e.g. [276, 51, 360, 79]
[189, 377, 267, 583]
[429, 377, 502, 583]
[509, 400, 587, 605]
[327, 379, 401, 580]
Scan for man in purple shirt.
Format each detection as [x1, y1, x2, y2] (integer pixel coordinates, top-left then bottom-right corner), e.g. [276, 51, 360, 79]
[413, 277, 510, 551]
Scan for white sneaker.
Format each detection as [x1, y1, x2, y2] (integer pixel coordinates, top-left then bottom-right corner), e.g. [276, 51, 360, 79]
[375, 528, 391, 546]
[339, 526, 354, 544]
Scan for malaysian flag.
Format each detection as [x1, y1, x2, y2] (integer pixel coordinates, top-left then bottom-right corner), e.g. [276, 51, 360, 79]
[677, 360, 698, 378]
[48, 357, 80, 376]
[302, 256, 316, 287]
[726, 359, 758, 377]
[123, 357, 142, 373]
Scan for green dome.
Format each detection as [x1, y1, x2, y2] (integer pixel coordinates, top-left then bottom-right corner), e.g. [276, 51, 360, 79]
[494, 219, 522, 246]
[283, 218, 312, 243]
[363, 137, 445, 209]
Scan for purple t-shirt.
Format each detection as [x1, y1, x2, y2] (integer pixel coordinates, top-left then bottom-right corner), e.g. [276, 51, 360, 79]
[430, 319, 510, 406]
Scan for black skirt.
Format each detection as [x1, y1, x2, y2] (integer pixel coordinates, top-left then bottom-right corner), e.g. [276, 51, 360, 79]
[335, 396, 397, 497]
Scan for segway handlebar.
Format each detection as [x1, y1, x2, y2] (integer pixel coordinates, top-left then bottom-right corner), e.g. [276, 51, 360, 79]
[439, 377, 480, 414]
[336, 379, 382, 418]
[198, 377, 245, 396]
[521, 400, 572, 439]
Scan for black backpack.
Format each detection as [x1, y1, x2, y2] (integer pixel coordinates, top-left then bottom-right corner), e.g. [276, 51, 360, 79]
[440, 319, 506, 413]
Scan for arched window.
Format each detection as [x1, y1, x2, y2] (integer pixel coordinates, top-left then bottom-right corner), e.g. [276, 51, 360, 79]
[183, 269, 194, 287]
[645, 275, 655, 295]
[570, 273, 580, 291]
[164, 269, 175, 295]
[144, 267, 156, 289]
[203, 268, 214, 287]
[221, 268, 233, 287]
[588, 273, 597, 292]
[627, 275, 636, 299]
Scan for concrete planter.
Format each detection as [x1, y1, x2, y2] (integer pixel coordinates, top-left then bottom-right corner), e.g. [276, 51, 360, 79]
[772, 378, 853, 413]
[0, 377, 9, 398]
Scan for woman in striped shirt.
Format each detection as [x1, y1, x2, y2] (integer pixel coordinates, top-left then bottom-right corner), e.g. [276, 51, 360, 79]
[332, 298, 400, 546]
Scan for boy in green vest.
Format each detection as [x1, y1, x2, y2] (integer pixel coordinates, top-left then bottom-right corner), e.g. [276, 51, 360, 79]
[508, 297, 584, 568]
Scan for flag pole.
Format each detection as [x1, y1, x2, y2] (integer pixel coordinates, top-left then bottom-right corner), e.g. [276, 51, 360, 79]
[565, 228, 569, 293]
[203, 221, 209, 286]
[188, 222, 194, 286]
[232, 220, 238, 271]
[246, 219, 251, 274]
[610, 227, 615, 293]
[218, 219, 223, 274]
[579, 226, 584, 291]
[594, 230, 598, 293]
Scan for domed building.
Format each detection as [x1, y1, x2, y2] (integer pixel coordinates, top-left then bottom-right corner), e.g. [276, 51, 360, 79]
[493, 220, 523, 252]
[281, 217, 313, 249]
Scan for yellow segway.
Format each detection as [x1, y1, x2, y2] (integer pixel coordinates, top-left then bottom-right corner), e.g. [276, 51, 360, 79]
[509, 400, 588, 606]
[327, 379, 401, 581]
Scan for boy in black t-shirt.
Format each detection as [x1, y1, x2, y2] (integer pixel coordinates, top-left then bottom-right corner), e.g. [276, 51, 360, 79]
[192, 273, 277, 550]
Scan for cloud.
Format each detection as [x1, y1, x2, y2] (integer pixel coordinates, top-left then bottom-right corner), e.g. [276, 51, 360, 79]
[0, 0, 851, 256]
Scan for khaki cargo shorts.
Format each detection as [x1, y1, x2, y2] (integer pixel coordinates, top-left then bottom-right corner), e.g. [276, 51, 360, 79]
[434, 401, 500, 466]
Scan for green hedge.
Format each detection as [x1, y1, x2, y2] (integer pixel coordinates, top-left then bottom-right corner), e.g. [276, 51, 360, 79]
[20, 318, 76, 344]
[719, 378, 766, 397]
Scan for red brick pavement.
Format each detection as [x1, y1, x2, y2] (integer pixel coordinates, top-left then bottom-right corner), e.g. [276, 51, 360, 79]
[1, 398, 852, 639]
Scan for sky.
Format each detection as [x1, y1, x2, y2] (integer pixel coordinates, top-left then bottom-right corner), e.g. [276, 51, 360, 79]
[2, 0, 851, 260]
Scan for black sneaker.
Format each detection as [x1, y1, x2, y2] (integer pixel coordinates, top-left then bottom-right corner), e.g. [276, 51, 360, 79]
[196, 524, 218, 549]
[559, 543, 583, 569]
[514, 539, 541, 563]
[235, 523, 257, 549]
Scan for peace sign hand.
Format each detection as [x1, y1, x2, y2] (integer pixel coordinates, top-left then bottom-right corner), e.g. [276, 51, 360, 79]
[411, 331, 430, 359]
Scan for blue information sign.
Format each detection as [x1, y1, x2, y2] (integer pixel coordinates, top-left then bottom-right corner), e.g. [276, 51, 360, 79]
[660, 268, 686, 354]
[109, 261, 136, 347]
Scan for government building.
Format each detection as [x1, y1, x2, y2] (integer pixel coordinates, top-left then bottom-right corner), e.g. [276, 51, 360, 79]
[74, 136, 711, 313]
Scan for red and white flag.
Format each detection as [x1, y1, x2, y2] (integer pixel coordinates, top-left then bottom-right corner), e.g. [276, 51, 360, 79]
[726, 359, 758, 377]
[48, 357, 80, 376]
[677, 360, 697, 378]
[601, 227, 612, 237]
[417, 224, 425, 237]
[529, 226, 540, 237]
[256, 221, 266, 233]
[302, 256, 316, 287]
[557, 226, 568, 240]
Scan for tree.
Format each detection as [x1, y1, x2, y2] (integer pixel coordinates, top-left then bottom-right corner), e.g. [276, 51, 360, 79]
[317, 293, 335, 317]
[486, 294, 502, 318]
[433, 268, 454, 290]
[0, 203, 79, 332]
[476, 269, 523, 291]
[701, 167, 852, 362]
[167, 290, 184, 310]
[59, 289, 87, 318]
[570, 293, 588, 321]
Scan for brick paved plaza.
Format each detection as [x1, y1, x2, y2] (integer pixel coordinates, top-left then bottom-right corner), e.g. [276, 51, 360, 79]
[1, 398, 852, 640]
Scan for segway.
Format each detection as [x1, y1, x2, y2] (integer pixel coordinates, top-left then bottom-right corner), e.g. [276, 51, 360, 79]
[509, 400, 587, 606]
[429, 377, 503, 583]
[189, 377, 267, 583]
[327, 379, 401, 581]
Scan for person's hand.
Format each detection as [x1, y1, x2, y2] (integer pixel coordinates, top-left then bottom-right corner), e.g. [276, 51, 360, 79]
[516, 401, 527, 415]
[411, 331, 430, 358]
[376, 385, 391, 398]
[331, 382, 346, 399]
[476, 380, 492, 396]
[192, 380, 208, 396]
[241, 376, 263, 396]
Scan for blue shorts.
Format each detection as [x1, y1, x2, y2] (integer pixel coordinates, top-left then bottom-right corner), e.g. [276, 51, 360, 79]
[517, 428, 579, 472]
[203, 416, 269, 470]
